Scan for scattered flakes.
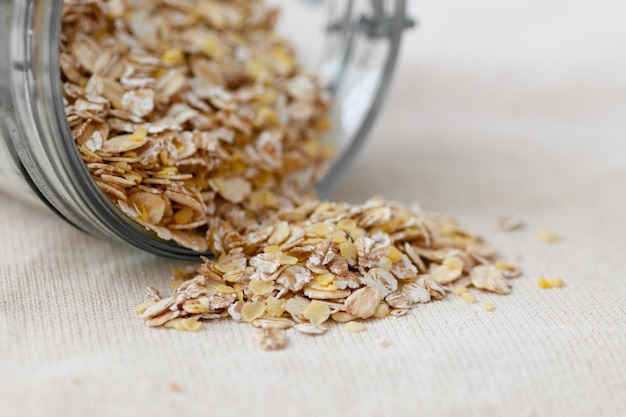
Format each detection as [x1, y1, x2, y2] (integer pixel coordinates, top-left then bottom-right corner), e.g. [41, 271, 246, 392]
[252, 318, 295, 330]
[374, 339, 391, 348]
[482, 300, 495, 311]
[495, 260, 522, 279]
[252, 328, 287, 351]
[331, 312, 356, 323]
[431, 256, 464, 284]
[344, 322, 366, 333]
[373, 302, 391, 318]
[451, 285, 469, 297]
[495, 215, 525, 231]
[295, 324, 328, 335]
[470, 265, 511, 295]
[536, 229, 561, 243]
[538, 277, 564, 289]
[164, 317, 202, 331]
[461, 292, 477, 304]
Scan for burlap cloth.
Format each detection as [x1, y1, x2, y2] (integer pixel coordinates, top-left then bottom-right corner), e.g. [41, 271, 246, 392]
[1, 2, 624, 416]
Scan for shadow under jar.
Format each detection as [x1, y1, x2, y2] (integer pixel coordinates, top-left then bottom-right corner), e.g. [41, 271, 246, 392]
[0, 0, 413, 259]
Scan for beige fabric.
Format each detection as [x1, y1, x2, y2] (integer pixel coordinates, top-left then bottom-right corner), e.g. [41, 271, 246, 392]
[1, 1, 625, 416]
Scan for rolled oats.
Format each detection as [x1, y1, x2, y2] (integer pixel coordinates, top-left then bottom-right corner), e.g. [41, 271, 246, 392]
[62, 0, 522, 350]
[295, 324, 328, 335]
[252, 328, 287, 351]
[482, 300, 496, 311]
[343, 322, 366, 333]
[344, 287, 382, 319]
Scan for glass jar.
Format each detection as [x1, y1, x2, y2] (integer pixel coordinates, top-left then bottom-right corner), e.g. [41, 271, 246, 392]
[0, 0, 413, 259]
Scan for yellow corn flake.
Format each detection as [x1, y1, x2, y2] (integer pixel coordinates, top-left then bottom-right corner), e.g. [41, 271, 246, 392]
[308, 282, 338, 292]
[249, 189, 278, 210]
[254, 107, 278, 126]
[443, 256, 464, 271]
[112, 161, 131, 171]
[159, 150, 173, 166]
[380, 214, 406, 232]
[269, 47, 295, 73]
[130, 126, 147, 142]
[374, 303, 390, 319]
[344, 321, 365, 333]
[241, 301, 266, 323]
[264, 243, 298, 264]
[249, 280, 274, 296]
[305, 222, 332, 238]
[441, 222, 458, 237]
[386, 246, 403, 263]
[330, 231, 347, 244]
[169, 278, 185, 291]
[538, 277, 550, 289]
[172, 269, 190, 278]
[156, 167, 178, 177]
[123, 171, 143, 185]
[245, 59, 264, 79]
[164, 317, 202, 332]
[314, 273, 335, 287]
[461, 292, 477, 304]
[302, 138, 322, 157]
[264, 297, 286, 318]
[314, 116, 332, 133]
[482, 300, 495, 312]
[538, 277, 564, 289]
[174, 207, 195, 224]
[451, 285, 469, 297]
[137, 206, 149, 223]
[303, 300, 331, 325]
[452, 236, 475, 248]
[337, 219, 358, 233]
[495, 260, 516, 271]
[320, 143, 335, 159]
[80, 145, 102, 161]
[331, 312, 356, 323]
[263, 245, 282, 255]
[161, 48, 184, 63]
[201, 36, 223, 59]
[216, 284, 236, 294]
[339, 241, 358, 261]
[276, 252, 298, 266]
[214, 260, 240, 274]
[536, 229, 561, 243]
[134, 300, 156, 315]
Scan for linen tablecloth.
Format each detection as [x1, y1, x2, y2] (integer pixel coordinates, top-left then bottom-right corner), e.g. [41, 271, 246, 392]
[1, 1, 625, 416]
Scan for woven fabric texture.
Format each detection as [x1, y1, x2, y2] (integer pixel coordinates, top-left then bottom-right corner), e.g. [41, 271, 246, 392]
[1, 1, 625, 416]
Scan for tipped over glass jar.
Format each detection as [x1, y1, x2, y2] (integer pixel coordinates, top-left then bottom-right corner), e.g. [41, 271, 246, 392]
[0, 0, 413, 259]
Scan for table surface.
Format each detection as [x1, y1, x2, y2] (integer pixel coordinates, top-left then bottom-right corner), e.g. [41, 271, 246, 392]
[1, 1, 625, 416]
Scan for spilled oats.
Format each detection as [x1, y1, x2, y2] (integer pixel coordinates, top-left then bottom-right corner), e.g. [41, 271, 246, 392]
[62, 0, 522, 351]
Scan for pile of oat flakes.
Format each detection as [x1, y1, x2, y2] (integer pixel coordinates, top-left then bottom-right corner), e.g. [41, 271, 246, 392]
[61, 0, 520, 350]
